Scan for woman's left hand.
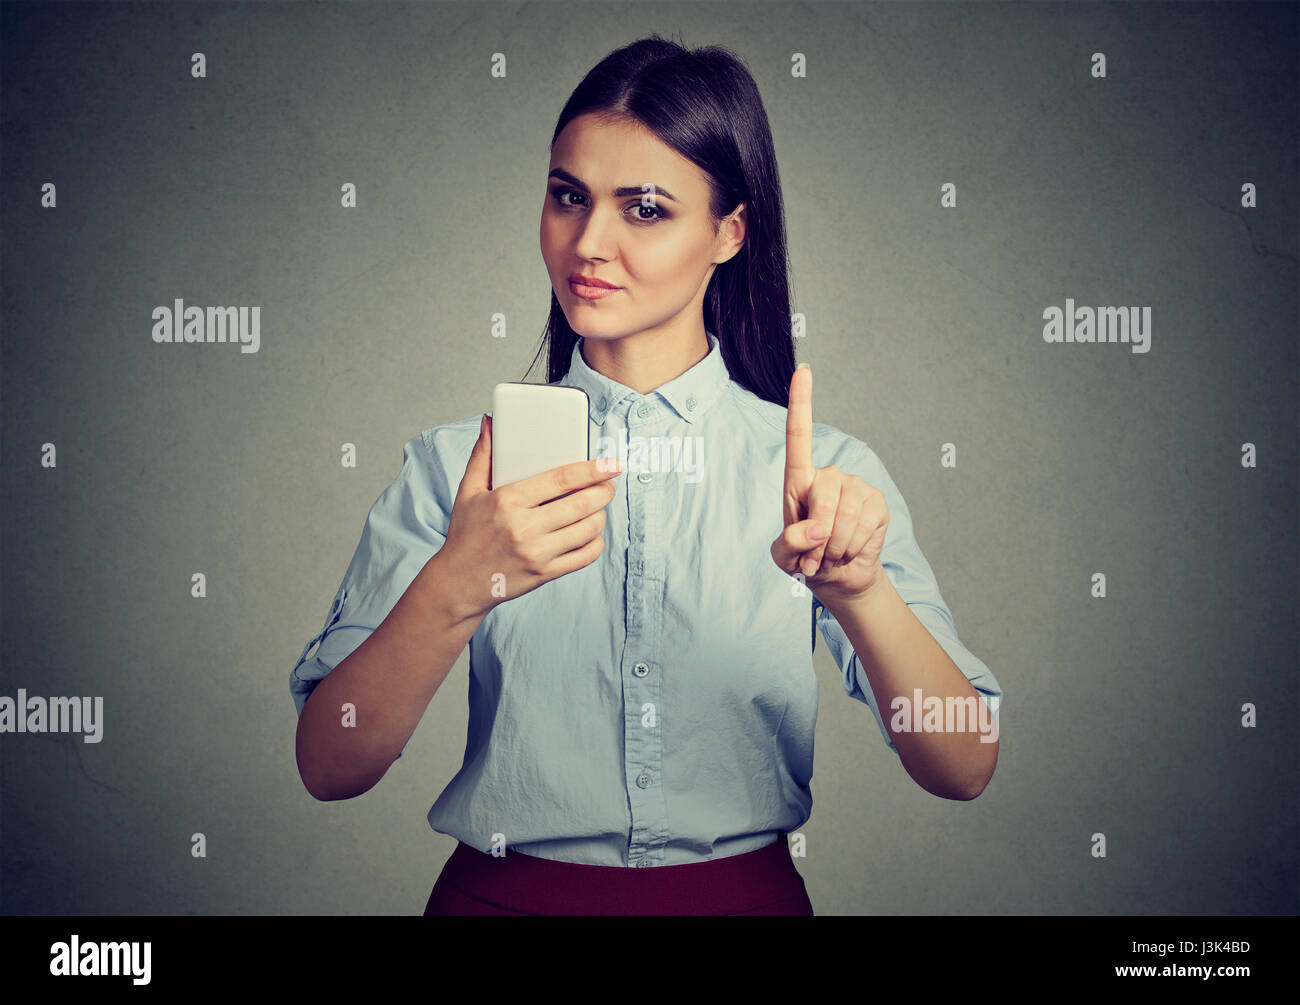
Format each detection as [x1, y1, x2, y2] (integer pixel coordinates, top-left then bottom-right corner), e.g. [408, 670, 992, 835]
[770, 364, 890, 608]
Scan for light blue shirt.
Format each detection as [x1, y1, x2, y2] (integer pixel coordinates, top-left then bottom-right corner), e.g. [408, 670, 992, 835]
[290, 331, 1003, 867]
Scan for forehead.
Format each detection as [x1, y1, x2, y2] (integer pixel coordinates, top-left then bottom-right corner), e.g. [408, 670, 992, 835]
[550, 114, 705, 196]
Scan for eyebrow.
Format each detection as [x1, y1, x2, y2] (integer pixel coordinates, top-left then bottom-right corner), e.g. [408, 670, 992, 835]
[548, 168, 679, 204]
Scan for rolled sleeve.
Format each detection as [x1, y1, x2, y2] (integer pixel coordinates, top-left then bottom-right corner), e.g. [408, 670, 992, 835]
[814, 441, 1003, 754]
[289, 427, 459, 758]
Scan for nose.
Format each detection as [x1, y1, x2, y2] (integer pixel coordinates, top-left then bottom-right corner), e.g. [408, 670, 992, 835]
[571, 204, 619, 263]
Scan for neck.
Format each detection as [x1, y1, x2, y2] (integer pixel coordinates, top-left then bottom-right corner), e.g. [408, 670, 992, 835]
[580, 324, 710, 395]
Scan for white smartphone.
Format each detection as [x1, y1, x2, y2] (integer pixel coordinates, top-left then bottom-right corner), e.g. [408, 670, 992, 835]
[491, 382, 590, 492]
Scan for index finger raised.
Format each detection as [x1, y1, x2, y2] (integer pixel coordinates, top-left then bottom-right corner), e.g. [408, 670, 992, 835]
[785, 364, 815, 496]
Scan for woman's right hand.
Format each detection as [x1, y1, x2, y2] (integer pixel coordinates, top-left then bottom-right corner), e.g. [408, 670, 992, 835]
[433, 413, 623, 620]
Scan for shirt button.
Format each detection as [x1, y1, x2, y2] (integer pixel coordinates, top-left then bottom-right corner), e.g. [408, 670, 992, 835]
[633, 662, 649, 677]
[637, 471, 652, 484]
[636, 772, 651, 788]
[636, 403, 650, 419]
[686, 396, 696, 411]
[637, 858, 653, 868]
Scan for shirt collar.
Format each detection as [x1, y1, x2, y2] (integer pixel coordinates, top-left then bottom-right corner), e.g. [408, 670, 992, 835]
[560, 329, 729, 425]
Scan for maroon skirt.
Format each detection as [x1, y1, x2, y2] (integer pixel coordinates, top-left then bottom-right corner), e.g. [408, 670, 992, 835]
[423, 836, 814, 916]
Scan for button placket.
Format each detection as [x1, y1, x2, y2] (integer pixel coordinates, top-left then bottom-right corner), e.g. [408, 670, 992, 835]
[622, 401, 668, 865]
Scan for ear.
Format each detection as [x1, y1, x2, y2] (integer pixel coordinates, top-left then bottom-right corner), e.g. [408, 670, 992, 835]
[714, 203, 747, 265]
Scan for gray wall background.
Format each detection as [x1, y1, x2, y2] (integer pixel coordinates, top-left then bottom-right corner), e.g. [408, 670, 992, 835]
[1, 0, 1295, 915]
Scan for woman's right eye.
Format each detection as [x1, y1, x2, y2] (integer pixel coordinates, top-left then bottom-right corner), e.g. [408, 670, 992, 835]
[551, 187, 584, 208]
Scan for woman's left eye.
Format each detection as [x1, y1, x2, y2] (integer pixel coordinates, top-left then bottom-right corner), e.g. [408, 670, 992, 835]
[550, 187, 666, 223]
[630, 202, 666, 222]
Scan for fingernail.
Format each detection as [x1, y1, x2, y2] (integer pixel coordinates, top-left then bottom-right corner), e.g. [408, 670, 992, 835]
[810, 524, 827, 539]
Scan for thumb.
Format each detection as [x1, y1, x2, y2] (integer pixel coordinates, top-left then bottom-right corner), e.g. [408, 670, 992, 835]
[456, 413, 493, 501]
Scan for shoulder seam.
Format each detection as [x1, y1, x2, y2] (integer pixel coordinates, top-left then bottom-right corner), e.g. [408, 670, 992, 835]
[727, 381, 791, 437]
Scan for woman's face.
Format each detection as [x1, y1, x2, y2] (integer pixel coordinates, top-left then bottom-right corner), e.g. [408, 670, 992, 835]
[540, 112, 745, 345]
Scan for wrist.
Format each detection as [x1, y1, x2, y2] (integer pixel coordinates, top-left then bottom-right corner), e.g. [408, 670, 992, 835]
[820, 563, 893, 621]
[419, 547, 491, 628]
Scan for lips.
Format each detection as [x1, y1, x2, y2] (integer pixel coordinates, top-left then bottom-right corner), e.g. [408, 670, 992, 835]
[569, 279, 619, 300]
[568, 274, 619, 290]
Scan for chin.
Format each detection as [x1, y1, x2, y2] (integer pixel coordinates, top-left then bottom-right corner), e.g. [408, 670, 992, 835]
[564, 314, 621, 339]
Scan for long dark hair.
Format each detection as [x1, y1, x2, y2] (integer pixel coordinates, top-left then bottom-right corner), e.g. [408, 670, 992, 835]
[523, 33, 795, 408]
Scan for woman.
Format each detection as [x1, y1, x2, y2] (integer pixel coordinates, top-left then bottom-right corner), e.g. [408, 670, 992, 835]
[290, 35, 1003, 916]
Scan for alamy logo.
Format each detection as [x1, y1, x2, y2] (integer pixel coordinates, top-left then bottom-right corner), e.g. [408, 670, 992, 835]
[152, 299, 260, 353]
[1042, 299, 1150, 354]
[0, 690, 103, 742]
[889, 689, 1000, 743]
[595, 429, 705, 483]
[49, 936, 150, 984]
